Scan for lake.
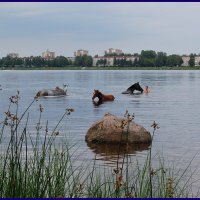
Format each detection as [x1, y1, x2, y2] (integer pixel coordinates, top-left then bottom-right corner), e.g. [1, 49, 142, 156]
[1, 70, 200, 179]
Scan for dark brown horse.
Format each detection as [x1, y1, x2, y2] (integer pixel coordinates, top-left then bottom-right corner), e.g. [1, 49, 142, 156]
[92, 90, 115, 104]
[122, 82, 144, 94]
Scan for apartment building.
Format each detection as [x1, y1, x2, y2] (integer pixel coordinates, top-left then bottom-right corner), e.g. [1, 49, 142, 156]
[74, 49, 89, 57]
[93, 55, 138, 67]
[105, 48, 123, 55]
[195, 56, 200, 66]
[181, 55, 200, 66]
[7, 53, 19, 58]
[181, 56, 190, 66]
[42, 50, 55, 60]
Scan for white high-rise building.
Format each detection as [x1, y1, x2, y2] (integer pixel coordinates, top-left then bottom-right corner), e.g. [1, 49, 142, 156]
[105, 48, 123, 55]
[42, 49, 55, 59]
[7, 53, 19, 58]
[74, 49, 89, 57]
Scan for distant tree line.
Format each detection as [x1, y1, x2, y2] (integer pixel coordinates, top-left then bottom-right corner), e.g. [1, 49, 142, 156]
[0, 55, 93, 68]
[0, 50, 199, 68]
[112, 51, 184, 67]
[97, 50, 199, 67]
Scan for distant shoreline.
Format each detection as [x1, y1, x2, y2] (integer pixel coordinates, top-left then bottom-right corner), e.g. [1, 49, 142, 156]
[1, 66, 200, 70]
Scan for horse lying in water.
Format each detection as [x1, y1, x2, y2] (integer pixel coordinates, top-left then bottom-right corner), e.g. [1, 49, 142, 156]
[92, 90, 115, 104]
[122, 82, 143, 94]
[36, 85, 67, 97]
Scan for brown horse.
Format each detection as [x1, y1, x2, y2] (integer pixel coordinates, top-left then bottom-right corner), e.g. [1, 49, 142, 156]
[92, 90, 115, 103]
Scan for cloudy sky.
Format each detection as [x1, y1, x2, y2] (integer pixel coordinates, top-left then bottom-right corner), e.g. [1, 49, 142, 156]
[0, 2, 200, 58]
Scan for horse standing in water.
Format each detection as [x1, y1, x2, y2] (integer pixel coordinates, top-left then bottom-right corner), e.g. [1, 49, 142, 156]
[122, 82, 144, 94]
[92, 90, 115, 104]
[36, 84, 68, 97]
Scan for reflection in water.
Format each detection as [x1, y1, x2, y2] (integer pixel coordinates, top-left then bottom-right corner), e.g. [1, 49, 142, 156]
[87, 142, 150, 163]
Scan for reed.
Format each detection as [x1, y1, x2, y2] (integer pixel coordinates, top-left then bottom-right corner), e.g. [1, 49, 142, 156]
[0, 93, 198, 197]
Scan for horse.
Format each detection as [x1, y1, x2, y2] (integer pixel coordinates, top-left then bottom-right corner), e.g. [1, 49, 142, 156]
[36, 84, 68, 97]
[122, 82, 143, 94]
[92, 90, 115, 104]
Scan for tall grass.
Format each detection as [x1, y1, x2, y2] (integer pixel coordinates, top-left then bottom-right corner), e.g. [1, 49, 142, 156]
[0, 93, 198, 197]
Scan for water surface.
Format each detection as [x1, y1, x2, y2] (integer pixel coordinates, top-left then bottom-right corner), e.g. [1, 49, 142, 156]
[1, 70, 200, 174]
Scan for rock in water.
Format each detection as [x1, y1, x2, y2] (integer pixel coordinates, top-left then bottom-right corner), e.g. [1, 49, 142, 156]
[86, 113, 152, 144]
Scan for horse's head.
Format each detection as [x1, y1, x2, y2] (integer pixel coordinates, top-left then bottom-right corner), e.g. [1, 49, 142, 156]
[127, 82, 143, 93]
[134, 82, 144, 93]
[92, 90, 103, 101]
[36, 91, 41, 97]
[63, 84, 68, 93]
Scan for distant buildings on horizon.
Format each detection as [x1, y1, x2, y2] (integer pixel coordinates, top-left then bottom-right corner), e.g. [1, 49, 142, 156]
[5, 48, 200, 67]
[7, 53, 19, 58]
[74, 49, 89, 57]
[42, 49, 55, 60]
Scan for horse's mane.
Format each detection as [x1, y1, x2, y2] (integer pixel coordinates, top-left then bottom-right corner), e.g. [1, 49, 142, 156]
[96, 90, 103, 98]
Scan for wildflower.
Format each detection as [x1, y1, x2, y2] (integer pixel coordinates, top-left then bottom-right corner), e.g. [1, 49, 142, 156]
[66, 108, 74, 115]
[150, 169, 157, 176]
[12, 115, 18, 122]
[34, 95, 39, 100]
[36, 123, 42, 131]
[113, 168, 119, 175]
[125, 192, 133, 198]
[124, 110, 128, 118]
[124, 110, 134, 121]
[45, 127, 48, 133]
[39, 104, 44, 112]
[5, 111, 11, 118]
[151, 121, 160, 129]
[118, 175, 123, 182]
[128, 113, 134, 122]
[115, 174, 123, 192]
[4, 118, 8, 126]
[76, 183, 84, 193]
[120, 120, 127, 129]
[54, 131, 60, 136]
[9, 94, 20, 104]
[166, 177, 174, 197]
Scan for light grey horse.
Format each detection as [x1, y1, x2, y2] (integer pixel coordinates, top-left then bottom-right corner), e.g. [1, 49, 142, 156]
[36, 84, 68, 97]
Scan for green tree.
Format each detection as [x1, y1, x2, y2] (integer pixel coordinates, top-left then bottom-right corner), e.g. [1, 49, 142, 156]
[139, 50, 157, 67]
[74, 56, 83, 66]
[74, 55, 93, 67]
[83, 55, 93, 67]
[155, 52, 167, 67]
[54, 56, 69, 67]
[133, 58, 139, 67]
[188, 54, 195, 67]
[166, 55, 183, 67]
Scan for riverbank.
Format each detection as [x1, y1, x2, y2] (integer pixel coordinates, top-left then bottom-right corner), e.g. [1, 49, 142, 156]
[1, 66, 200, 70]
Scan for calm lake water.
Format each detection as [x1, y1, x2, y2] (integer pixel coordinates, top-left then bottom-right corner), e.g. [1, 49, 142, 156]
[1, 70, 200, 179]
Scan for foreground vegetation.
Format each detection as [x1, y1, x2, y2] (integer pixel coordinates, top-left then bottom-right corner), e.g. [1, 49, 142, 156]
[0, 93, 199, 197]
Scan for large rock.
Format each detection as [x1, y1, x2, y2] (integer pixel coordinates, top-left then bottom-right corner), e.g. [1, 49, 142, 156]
[86, 113, 152, 144]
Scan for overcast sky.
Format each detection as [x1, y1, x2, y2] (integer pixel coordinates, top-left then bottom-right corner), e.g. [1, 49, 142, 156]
[0, 2, 200, 58]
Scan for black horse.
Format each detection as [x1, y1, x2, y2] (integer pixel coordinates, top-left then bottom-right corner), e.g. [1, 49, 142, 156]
[122, 82, 144, 94]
